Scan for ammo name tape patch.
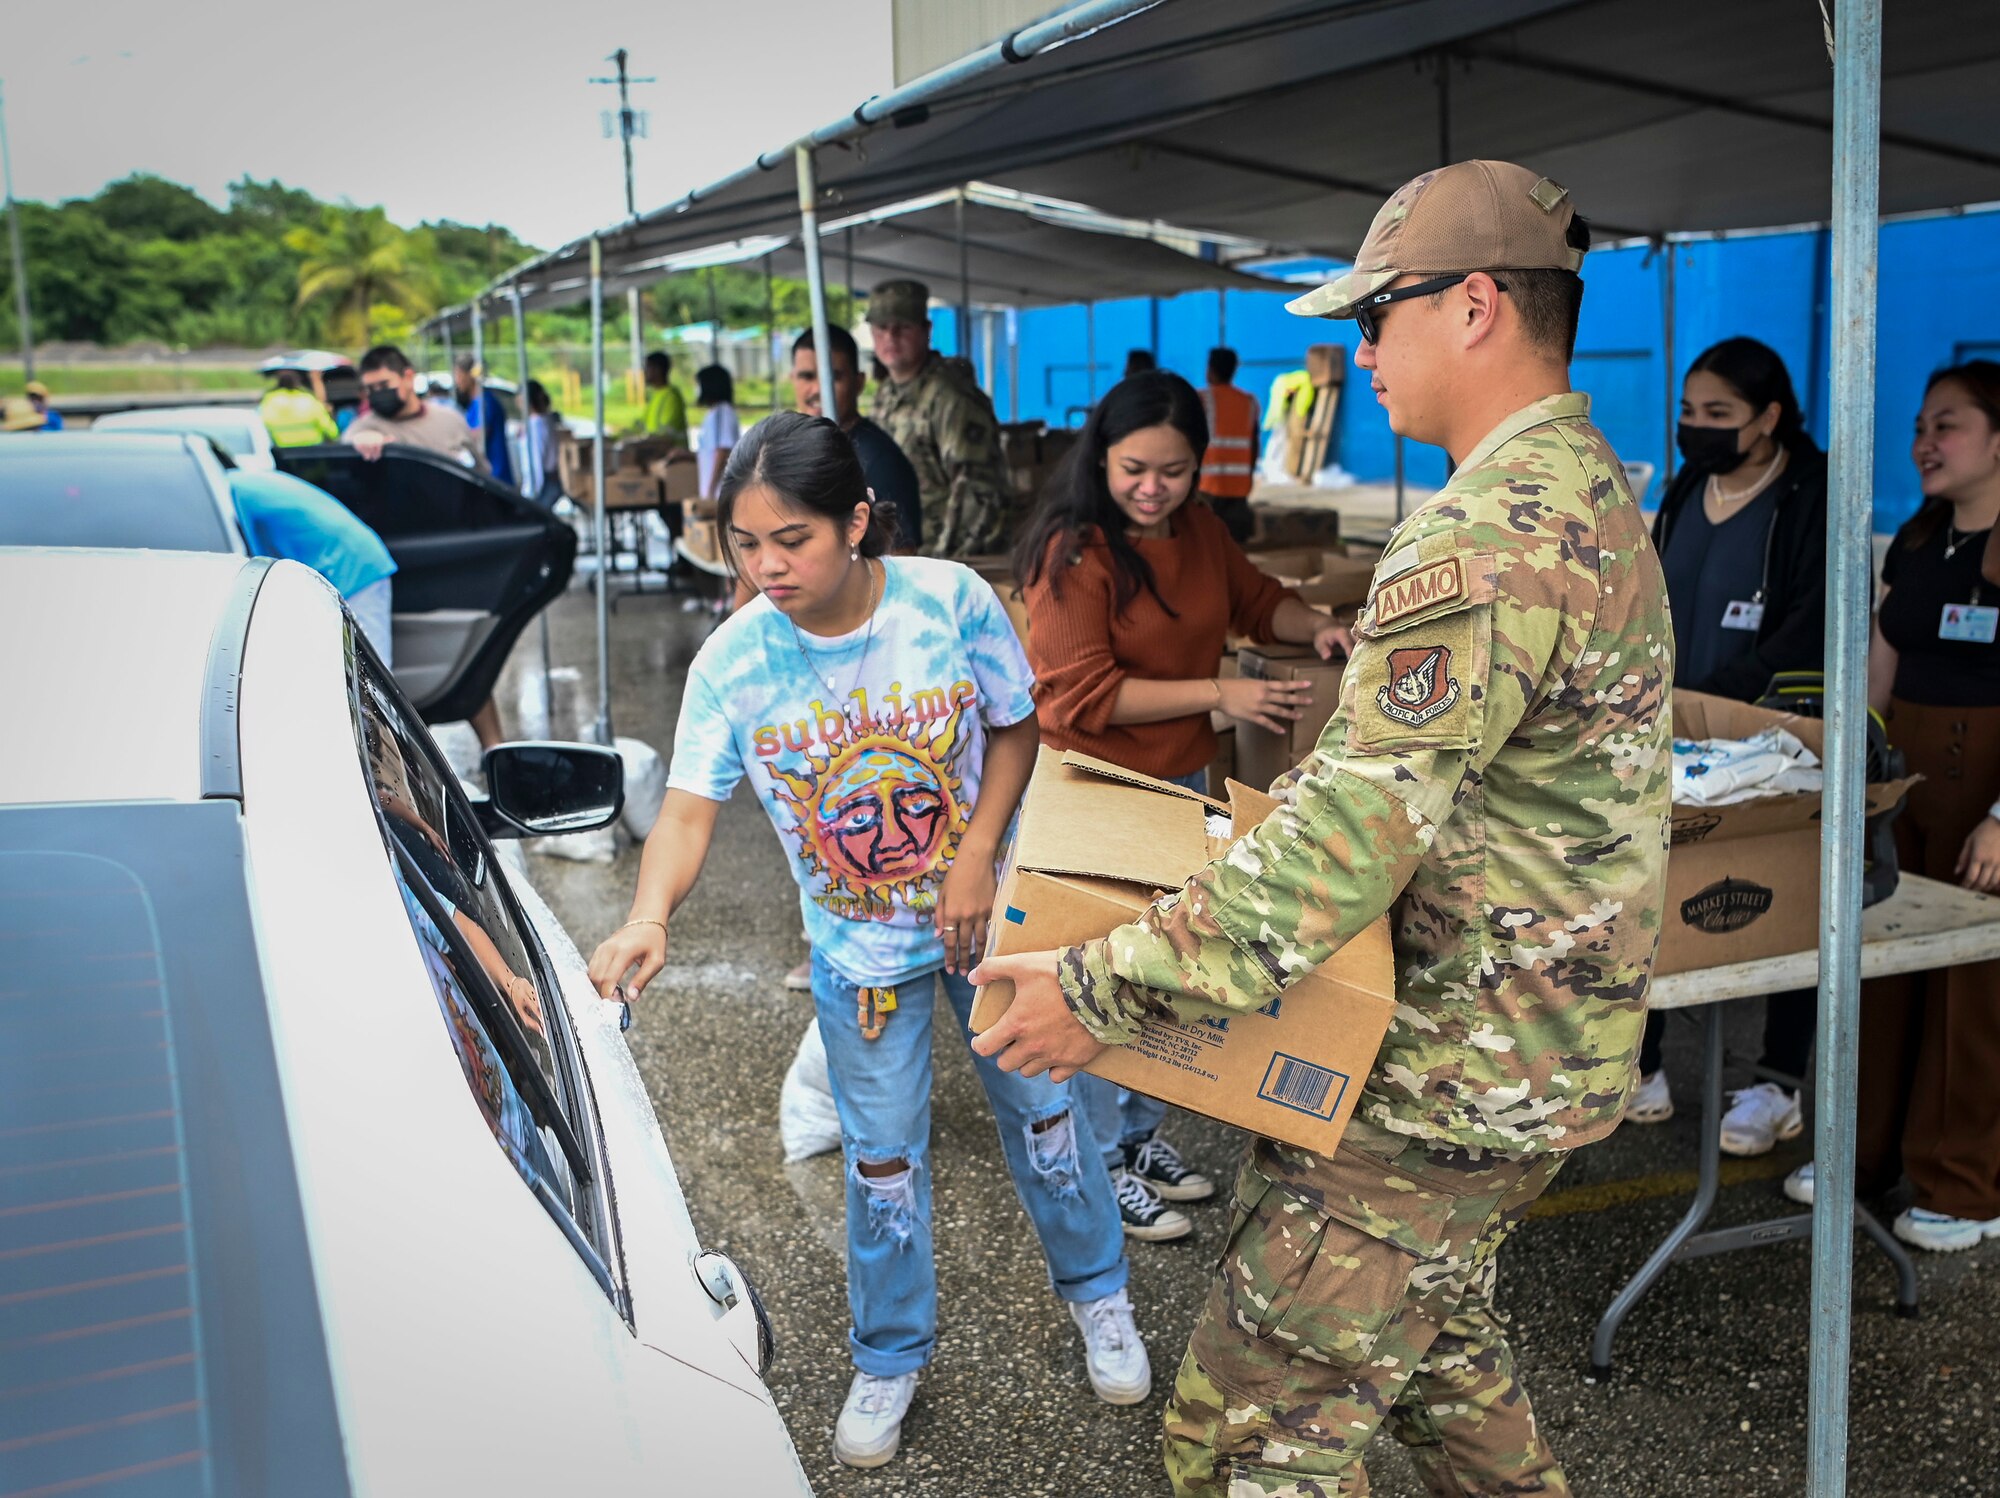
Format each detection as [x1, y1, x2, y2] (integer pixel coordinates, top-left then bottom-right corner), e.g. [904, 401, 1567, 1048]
[1373, 556, 1463, 627]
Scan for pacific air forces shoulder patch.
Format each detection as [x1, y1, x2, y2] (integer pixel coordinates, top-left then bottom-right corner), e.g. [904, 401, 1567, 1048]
[1345, 541, 1496, 754]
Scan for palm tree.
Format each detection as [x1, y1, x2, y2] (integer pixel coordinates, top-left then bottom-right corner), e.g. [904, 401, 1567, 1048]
[285, 206, 433, 347]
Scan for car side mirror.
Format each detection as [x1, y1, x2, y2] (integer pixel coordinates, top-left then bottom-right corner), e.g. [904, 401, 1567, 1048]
[477, 742, 624, 839]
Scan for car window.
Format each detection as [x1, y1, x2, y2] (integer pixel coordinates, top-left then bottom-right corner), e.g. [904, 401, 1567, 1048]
[0, 445, 234, 552]
[97, 412, 257, 457]
[0, 801, 348, 1498]
[352, 646, 620, 1301]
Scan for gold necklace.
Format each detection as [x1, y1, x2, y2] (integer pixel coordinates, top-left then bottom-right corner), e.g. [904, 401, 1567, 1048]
[1708, 448, 1786, 508]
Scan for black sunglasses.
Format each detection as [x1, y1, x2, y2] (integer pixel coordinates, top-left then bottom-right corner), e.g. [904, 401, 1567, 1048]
[1353, 273, 1509, 344]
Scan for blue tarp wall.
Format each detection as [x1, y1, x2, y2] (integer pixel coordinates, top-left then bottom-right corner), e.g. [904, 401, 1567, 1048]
[932, 207, 2000, 536]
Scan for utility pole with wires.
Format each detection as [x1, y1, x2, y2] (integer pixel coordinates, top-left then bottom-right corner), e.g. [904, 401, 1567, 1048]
[0, 80, 34, 380]
[591, 48, 653, 402]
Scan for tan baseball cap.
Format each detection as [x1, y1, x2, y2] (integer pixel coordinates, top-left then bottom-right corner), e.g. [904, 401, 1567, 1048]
[866, 279, 932, 327]
[1287, 160, 1584, 320]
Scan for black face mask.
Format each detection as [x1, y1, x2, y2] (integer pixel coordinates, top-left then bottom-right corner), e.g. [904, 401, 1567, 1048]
[1676, 421, 1751, 475]
[366, 386, 406, 419]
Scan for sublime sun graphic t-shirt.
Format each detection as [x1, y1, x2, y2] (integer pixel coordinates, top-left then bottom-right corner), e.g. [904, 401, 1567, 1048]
[668, 556, 1037, 986]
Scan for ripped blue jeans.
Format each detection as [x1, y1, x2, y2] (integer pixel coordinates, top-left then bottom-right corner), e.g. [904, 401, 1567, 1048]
[811, 950, 1129, 1376]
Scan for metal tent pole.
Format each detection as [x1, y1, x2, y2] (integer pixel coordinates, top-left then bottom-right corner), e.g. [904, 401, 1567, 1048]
[1808, 3, 1881, 1494]
[1007, 307, 1020, 422]
[956, 189, 973, 359]
[797, 144, 839, 424]
[472, 298, 485, 379]
[845, 225, 856, 327]
[1086, 300, 1097, 404]
[589, 236, 613, 745]
[442, 318, 455, 379]
[512, 286, 555, 735]
[628, 287, 643, 401]
[1661, 241, 1678, 490]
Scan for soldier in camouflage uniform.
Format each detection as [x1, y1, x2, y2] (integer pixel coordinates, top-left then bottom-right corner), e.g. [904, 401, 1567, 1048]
[867, 279, 1014, 558]
[973, 161, 1675, 1496]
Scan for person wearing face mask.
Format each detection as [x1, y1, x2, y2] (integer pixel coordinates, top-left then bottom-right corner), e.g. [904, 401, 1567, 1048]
[1013, 370, 1346, 1242]
[1778, 361, 2000, 1252]
[1625, 337, 1828, 1150]
[345, 344, 488, 476]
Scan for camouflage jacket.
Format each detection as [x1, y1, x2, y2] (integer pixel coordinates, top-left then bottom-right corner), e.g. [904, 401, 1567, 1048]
[1059, 392, 1674, 1157]
[872, 352, 1011, 558]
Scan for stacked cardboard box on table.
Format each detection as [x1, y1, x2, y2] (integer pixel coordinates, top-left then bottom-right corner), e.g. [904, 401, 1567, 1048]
[1658, 693, 1918, 975]
[972, 749, 1396, 1153]
[962, 554, 1031, 645]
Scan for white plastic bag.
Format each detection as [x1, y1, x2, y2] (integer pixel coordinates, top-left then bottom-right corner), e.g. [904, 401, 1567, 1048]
[779, 1021, 842, 1164]
[615, 736, 667, 840]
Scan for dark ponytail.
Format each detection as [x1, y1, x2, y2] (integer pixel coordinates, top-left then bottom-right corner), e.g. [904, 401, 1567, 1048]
[1012, 370, 1210, 615]
[717, 411, 895, 566]
[1686, 337, 1812, 456]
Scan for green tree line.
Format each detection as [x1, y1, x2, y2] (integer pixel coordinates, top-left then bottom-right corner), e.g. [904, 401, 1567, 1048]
[0, 171, 848, 354]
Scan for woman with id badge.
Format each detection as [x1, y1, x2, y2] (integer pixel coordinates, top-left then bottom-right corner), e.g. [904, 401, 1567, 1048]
[585, 413, 1140, 1469]
[1630, 338, 1829, 1146]
[1832, 360, 2000, 1253]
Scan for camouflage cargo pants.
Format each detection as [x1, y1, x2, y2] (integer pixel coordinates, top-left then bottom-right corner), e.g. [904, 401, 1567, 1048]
[1163, 1120, 1569, 1497]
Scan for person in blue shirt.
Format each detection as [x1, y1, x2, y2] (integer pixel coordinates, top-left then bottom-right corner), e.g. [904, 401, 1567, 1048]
[452, 355, 516, 487]
[227, 468, 398, 665]
[25, 381, 64, 431]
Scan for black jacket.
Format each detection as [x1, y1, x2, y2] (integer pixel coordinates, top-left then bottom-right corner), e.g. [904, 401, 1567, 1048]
[1651, 444, 1829, 701]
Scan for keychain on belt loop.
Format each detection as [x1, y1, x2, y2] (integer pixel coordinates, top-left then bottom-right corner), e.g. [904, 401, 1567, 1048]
[858, 985, 899, 1040]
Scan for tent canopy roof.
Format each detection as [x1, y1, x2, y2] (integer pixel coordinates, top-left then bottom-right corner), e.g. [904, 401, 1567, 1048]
[472, 0, 1998, 321]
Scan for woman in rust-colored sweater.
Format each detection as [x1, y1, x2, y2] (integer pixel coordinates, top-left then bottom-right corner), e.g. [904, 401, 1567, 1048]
[1014, 371, 1345, 787]
[1011, 372, 1344, 1241]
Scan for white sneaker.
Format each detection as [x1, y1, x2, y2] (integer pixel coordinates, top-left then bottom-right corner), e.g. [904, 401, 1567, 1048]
[1719, 1082, 1803, 1157]
[1893, 1207, 2000, 1254]
[783, 959, 812, 993]
[832, 1370, 918, 1468]
[1068, 1287, 1152, 1405]
[1627, 1069, 1674, 1124]
[1783, 1161, 1815, 1206]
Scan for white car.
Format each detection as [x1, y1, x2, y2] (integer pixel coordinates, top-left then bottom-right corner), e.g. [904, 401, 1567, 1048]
[0, 549, 814, 1496]
[91, 404, 279, 471]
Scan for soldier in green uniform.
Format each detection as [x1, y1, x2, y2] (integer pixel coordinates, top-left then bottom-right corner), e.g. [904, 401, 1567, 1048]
[867, 278, 1013, 558]
[973, 160, 1674, 1496]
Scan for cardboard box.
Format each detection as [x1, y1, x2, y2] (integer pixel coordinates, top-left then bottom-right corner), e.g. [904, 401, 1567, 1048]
[680, 500, 722, 565]
[1305, 343, 1344, 387]
[1231, 643, 1346, 792]
[650, 453, 700, 505]
[971, 750, 1396, 1154]
[1248, 546, 1326, 587]
[616, 436, 677, 472]
[1205, 725, 1235, 801]
[600, 471, 662, 511]
[1294, 553, 1378, 614]
[558, 435, 594, 504]
[961, 555, 1031, 644]
[1657, 693, 1919, 975]
[1250, 505, 1343, 550]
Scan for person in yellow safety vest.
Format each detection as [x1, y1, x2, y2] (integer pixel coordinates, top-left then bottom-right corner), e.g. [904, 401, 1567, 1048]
[259, 370, 340, 447]
[637, 350, 690, 447]
[1196, 347, 1260, 543]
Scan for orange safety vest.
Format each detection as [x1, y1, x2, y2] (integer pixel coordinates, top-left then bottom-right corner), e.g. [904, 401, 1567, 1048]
[1199, 382, 1258, 499]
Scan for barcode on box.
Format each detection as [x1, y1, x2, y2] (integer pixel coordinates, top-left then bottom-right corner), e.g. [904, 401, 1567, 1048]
[1257, 1052, 1349, 1121]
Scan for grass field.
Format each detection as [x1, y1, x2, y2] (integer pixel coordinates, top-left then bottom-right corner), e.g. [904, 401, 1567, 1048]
[0, 364, 262, 398]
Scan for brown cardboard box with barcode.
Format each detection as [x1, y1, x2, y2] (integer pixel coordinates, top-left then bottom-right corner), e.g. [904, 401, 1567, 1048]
[1659, 692, 1919, 975]
[970, 749, 1396, 1155]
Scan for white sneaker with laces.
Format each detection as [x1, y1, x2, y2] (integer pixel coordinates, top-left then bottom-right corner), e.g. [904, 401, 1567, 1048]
[1627, 1069, 1673, 1124]
[1068, 1287, 1152, 1405]
[1893, 1207, 2000, 1254]
[1783, 1161, 1814, 1206]
[833, 1370, 918, 1469]
[1719, 1082, 1803, 1157]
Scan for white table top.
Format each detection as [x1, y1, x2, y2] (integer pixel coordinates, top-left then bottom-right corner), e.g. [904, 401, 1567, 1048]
[1649, 874, 2000, 1009]
[674, 537, 734, 579]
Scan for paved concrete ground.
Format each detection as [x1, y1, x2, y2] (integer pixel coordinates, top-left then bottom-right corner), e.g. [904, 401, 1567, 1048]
[502, 576, 2000, 1497]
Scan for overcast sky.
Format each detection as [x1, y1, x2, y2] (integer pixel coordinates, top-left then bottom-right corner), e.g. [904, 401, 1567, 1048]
[5, 0, 894, 248]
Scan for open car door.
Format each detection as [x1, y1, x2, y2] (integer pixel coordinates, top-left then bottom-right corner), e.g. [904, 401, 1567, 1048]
[274, 446, 575, 724]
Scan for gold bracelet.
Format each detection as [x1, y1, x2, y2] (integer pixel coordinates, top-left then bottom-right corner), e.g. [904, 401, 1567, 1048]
[622, 917, 667, 934]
